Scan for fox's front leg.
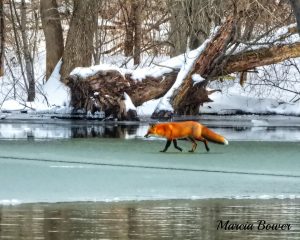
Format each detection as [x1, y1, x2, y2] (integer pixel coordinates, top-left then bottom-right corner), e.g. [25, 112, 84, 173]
[160, 139, 171, 152]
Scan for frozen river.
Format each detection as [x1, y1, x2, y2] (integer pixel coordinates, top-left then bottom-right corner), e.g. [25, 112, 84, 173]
[0, 116, 300, 239]
[0, 138, 300, 203]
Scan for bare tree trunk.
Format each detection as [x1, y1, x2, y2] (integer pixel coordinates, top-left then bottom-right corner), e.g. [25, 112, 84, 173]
[122, 0, 142, 63]
[60, 0, 99, 81]
[21, 0, 35, 101]
[168, 0, 188, 56]
[93, 13, 100, 65]
[0, 0, 4, 77]
[40, 0, 64, 80]
[290, 0, 300, 34]
[123, 1, 134, 57]
[132, 0, 141, 65]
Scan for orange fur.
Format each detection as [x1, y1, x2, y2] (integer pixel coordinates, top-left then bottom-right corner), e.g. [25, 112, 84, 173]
[145, 121, 228, 152]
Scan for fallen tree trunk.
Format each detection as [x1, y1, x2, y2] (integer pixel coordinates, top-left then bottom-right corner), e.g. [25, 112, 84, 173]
[65, 22, 300, 119]
[170, 16, 235, 115]
[212, 42, 300, 77]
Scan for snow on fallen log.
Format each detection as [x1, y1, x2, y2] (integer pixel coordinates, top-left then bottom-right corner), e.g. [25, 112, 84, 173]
[65, 62, 178, 119]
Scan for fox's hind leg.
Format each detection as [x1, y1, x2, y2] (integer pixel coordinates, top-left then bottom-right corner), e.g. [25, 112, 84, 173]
[188, 137, 197, 152]
[195, 137, 210, 152]
[160, 140, 171, 152]
[173, 140, 183, 152]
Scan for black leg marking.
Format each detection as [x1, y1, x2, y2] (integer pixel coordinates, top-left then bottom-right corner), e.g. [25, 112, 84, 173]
[203, 139, 210, 152]
[173, 140, 183, 152]
[160, 140, 171, 152]
[195, 137, 210, 152]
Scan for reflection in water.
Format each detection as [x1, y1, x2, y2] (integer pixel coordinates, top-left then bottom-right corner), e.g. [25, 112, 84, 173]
[70, 124, 139, 138]
[1, 122, 300, 141]
[0, 199, 300, 240]
[0, 123, 144, 140]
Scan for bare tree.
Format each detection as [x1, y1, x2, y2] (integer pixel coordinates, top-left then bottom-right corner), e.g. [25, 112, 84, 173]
[122, 0, 134, 56]
[6, 0, 41, 102]
[40, 0, 64, 80]
[0, 0, 4, 77]
[290, 0, 300, 33]
[132, 0, 142, 65]
[7, 0, 36, 101]
[168, 0, 226, 56]
[20, 0, 35, 101]
[120, 0, 142, 64]
[60, 0, 100, 80]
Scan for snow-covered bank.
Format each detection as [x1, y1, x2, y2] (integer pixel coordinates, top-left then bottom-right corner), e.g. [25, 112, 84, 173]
[2, 36, 300, 118]
[201, 90, 300, 116]
[2, 89, 300, 118]
[135, 89, 300, 117]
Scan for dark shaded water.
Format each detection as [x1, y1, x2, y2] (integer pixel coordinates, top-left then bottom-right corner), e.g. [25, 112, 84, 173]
[1, 199, 300, 240]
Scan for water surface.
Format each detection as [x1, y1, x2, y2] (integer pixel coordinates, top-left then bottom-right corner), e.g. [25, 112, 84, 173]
[1, 120, 300, 141]
[1, 199, 300, 240]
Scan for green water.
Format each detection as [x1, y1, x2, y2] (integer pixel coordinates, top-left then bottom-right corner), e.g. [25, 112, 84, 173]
[0, 139, 300, 202]
[1, 136, 300, 239]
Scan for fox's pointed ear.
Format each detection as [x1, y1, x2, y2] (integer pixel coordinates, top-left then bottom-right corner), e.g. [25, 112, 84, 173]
[149, 123, 155, 127]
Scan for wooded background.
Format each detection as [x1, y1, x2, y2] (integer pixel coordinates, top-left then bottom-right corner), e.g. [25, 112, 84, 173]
[1, 0, 300, 119]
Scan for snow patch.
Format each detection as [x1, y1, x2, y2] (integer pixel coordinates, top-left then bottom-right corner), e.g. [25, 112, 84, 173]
[43, 60, 70, 107]
[1, 100, 24, 111]
[70, 64, 125, 78]
[192, 74, 205, 85]
[201, 80, 300, 116]
[124, 92, 136, 111]
[130, 59, 179, 81]
[137, 99, 161, 116]
[154, 37, 211, 112]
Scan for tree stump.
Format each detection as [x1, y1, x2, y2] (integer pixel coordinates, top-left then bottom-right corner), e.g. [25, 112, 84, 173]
[65, 69, 178, 120]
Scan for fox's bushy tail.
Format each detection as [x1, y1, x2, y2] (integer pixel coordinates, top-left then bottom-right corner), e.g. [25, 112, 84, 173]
[201, 127, 229, 145]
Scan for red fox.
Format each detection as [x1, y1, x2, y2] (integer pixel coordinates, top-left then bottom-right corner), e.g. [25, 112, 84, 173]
[144, 121, 228, 152]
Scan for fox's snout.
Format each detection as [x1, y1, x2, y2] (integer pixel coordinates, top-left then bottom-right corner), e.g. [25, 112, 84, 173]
[145, 124, 156, 138]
